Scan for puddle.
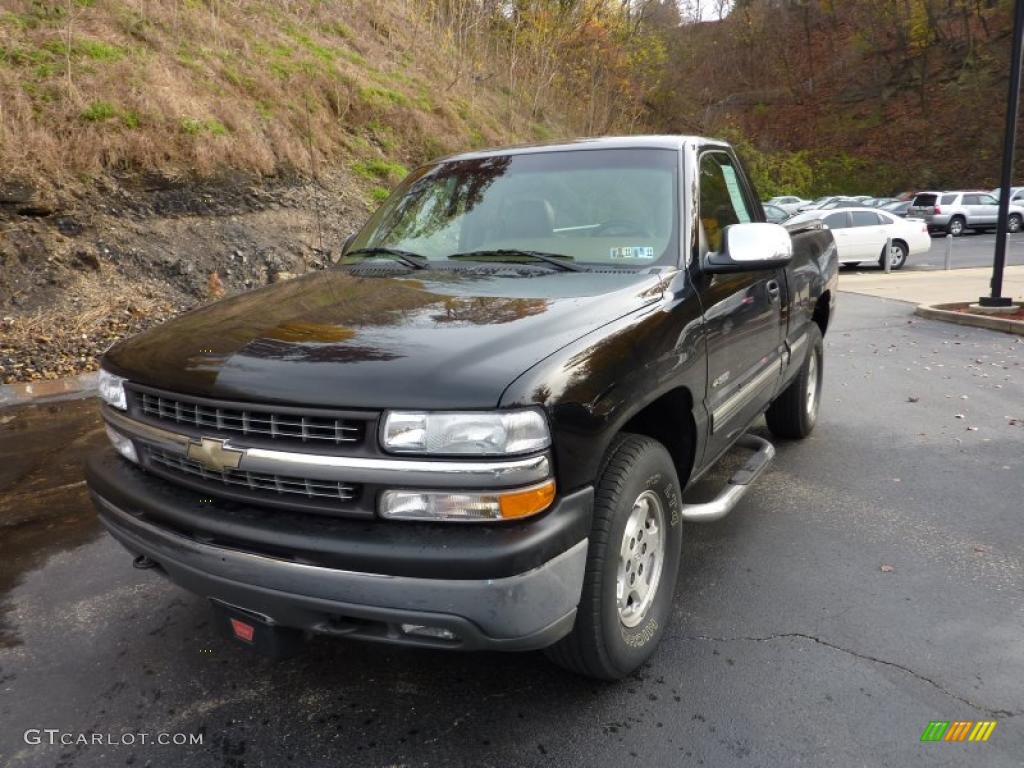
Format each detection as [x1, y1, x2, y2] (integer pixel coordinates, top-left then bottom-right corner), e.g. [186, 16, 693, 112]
[0, 399, 105, 646]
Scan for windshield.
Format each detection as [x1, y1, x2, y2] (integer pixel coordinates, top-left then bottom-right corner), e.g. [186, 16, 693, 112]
[349, 148, 680, 268]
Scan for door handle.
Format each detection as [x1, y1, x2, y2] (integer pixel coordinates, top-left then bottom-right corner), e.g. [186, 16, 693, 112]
[766, 280, 780, 301]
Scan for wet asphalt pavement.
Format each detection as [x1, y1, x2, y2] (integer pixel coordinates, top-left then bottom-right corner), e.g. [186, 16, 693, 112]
[1, 292, 1022, 767]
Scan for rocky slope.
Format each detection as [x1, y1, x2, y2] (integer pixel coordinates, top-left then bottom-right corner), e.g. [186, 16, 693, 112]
[0, 171, 369, 384]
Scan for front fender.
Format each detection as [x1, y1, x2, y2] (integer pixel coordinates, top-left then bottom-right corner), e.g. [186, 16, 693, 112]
[500, 282, 707, 492]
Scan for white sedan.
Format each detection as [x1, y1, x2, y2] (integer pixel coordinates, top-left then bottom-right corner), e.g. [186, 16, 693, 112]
[786, 207, 930, 270]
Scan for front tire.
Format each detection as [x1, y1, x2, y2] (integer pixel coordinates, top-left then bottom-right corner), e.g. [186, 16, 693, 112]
[545, 434, 683, 680]
[1008, 214, 1022, 234]
[765, 324, 823, 439]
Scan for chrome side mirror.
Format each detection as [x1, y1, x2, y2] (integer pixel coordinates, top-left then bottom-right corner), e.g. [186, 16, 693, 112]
[704, 222, 793, 273]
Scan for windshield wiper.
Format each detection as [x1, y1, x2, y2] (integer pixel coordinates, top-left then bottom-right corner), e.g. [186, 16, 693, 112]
[448, 249, 585, 272]
[342, 247, 429, 270]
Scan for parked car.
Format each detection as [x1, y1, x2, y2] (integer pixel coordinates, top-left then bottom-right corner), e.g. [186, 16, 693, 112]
[881, 200, 912, 217]
[990, 186, 1024, 203]
[86, 135, 838, 680]
[865, 197, 898, 208]
[819, 197, 872, 210]
[765, 195, 809, 215]
[908, 190, 1024, 236]
[797, 196, 835, 212]
[762, 202, 790, 223]
[786, 206, 929, 269]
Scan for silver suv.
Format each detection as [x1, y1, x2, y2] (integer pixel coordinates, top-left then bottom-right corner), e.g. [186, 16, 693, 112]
[909, 190, 1024, 236]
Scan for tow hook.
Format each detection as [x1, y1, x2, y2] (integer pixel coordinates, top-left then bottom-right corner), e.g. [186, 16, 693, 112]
[133, 554, 159, 570]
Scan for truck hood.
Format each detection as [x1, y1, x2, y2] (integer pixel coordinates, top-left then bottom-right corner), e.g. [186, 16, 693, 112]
[104, 267, 665, 409]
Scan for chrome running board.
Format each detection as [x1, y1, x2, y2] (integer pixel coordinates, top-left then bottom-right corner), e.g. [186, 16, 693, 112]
[679, 434, 775, 523]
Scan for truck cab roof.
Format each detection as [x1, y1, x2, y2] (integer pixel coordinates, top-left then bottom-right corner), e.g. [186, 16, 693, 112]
[437, 135, 723, 163]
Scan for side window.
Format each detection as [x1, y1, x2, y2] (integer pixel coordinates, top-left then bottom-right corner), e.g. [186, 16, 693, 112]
[940, 194, 957, 205]
[823, 212, 848, 229]
[961, 194, 979, 205]
[978, 194, 998, 206]
[851, 211, 881, 227]
[698, 152, 755, 254]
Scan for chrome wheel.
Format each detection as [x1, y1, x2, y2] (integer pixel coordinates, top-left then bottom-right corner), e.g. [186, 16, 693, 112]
[617, 490, 666, 628]
[949, 219, 964, 236]
[1009, 215, 1022, 234]
[887, 243, 906, 268]
[805, 350, 819, 419]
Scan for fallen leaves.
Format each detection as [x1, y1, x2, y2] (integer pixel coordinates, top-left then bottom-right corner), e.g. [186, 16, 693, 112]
[206, 271, 226, 300]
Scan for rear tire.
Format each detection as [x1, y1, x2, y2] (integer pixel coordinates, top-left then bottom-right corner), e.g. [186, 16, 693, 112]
[947, 216, 965, 237]
[765, 324, 823, 440]
[545, 434, 683, 680]
[878, 240, 907, 270]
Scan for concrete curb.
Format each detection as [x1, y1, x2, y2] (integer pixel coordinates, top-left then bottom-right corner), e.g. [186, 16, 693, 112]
[0, 372, 98, 408]
[915, 302, 1024, 336]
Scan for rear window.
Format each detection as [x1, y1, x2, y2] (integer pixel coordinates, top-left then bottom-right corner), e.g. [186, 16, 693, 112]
[913, 194, 937, 207]
[851, 211, 881, 227]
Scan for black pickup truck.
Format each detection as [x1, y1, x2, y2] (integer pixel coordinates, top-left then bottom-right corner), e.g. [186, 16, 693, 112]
[87, 136, 837, 679]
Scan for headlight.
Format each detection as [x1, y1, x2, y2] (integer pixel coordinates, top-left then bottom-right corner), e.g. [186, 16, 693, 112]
[105, 425, 138, 463]
[381, 409, 550, 456]
[380, 480, 556, 522]
[98, 368, 127, 410]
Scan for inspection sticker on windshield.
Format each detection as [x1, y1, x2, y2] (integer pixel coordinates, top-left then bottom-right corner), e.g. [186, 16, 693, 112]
[609, 246, 655, 260]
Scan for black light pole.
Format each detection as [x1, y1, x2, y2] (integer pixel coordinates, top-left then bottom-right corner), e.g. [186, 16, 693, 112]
[982, 0, 1024, 308]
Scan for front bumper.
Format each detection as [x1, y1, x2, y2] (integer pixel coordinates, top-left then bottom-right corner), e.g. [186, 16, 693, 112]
[86, 450, 592, 651]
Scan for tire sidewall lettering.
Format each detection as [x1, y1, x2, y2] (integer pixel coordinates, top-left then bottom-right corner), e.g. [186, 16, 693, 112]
[622, 617, 659, 648]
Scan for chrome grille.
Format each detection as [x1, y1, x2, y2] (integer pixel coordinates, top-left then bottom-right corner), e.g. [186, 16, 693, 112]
[135, 391, 362, 445]
[145, 447, 359, 504]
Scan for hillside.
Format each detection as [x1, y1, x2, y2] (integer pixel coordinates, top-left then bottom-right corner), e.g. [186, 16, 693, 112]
[0, 0, 661, 384]
[2, 0, 1021, 384]
[649, 0, 1019, 196]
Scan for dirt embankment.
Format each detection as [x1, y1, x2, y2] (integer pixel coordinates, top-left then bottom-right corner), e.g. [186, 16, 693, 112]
[0, 172, 371, 384]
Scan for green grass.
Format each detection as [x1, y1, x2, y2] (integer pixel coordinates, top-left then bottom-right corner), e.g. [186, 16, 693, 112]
[352, 158, 408, 182]
[77, 39, 125, 61]
[325, 20, 353, 39]
[1, 12, 28, 30]
[285, 27, 335, 64]
[181, 117, 228, 136]
[358, 85, 409, 109]
[370, 186, 390, 202]
[81, 100, 116, 121]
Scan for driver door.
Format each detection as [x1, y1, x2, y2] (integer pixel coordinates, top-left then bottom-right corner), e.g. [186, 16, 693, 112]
[693, 150, 786, 459]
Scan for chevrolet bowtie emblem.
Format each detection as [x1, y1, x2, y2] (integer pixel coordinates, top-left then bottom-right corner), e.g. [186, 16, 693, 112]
[186, 437, 244, 472]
